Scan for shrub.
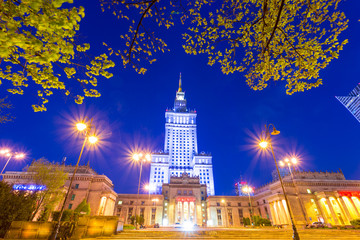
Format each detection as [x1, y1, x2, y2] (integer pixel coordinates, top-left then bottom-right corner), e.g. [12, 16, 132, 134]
[52, 210, 79, 222]
[243, 217, 251, 226]
[129, 215, 144, 225]
[0, 181, 37, 238]
[123, 224, 135, 230]
[350, 219, 360, 226]
[74, 199, 91, 215]
[253, 215, 272, 226]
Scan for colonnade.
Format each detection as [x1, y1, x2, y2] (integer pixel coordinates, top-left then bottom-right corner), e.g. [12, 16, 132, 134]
[268, 195, 360, 226]
[175, 200, 196, 224]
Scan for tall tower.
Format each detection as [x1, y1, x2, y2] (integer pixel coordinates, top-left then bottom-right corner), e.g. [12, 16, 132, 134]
[149, 74, 215, 195]
[336, 83, 360, 123]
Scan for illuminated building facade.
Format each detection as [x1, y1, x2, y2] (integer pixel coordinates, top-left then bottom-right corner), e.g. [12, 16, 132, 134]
[149, 75, 215, 196]
[3, 164, 117, 217]
[336, 83, 360, 123]
[207, 170, 360, 227]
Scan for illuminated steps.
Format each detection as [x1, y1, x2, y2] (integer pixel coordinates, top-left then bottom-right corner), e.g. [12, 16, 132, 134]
[91, 229, 360, 239]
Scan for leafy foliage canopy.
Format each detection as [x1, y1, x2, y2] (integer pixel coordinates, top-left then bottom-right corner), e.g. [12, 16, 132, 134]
[101, 0, 348, 94]
[0, 0, 115, 111]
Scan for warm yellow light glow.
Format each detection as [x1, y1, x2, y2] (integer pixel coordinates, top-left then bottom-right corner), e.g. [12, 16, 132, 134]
[5, 152, 11, 157]
[279, 161, 285, 167]
[259, 141, 268, 149]
[145, 153, 151, 161]
[76, 122, 87, 131]
[242, 186, 253, 193]
[88, 136, 98, 144]
[133, 153, 140, 161]
[291, 158, 297, 164]
[144, 184, 149, 190]
[221, 199, 225, 203]
[152, 198, 159, 202]
[284, 158, 289, 163]
[14, 153, 25, 159]
[0, 149, 10, 155]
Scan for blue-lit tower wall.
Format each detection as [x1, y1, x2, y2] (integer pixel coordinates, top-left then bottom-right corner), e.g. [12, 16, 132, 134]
[149, 77, 215, 195]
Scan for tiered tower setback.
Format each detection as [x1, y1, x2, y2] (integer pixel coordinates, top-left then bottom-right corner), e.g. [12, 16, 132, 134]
[149, 75, 215, 196]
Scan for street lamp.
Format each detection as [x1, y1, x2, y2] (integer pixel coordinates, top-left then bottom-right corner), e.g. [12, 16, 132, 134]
[279, 157, 309, 224]
[144, 183, 155, 200]
[242, 185, 254, 226]
[259, 124, 300, 240]
[0, 149, 25, 179]
[133, 152, 151, 229]
[53, 118, 98, 240]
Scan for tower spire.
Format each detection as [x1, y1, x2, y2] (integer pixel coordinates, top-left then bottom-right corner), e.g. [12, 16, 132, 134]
[178, 73, 182, 92]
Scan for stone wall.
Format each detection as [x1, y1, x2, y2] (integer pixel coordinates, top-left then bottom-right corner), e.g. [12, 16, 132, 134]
[4, 216, 118, 239]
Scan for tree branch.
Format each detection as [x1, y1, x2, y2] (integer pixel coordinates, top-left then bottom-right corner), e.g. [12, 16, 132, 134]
[127, 0, 158, 61]
[263, 0, 285, 54]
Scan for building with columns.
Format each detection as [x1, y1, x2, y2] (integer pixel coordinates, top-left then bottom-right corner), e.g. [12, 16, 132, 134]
[206, 170, 360, 227]
[254, 170, 360, 227]
[3, 164, 117, 217]
[149, 75, 215, 196]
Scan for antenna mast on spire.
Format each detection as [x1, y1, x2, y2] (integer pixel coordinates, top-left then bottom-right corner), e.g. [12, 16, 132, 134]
[178, 72, 182, 92]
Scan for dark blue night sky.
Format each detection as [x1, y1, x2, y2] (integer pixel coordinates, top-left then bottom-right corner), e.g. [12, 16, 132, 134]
[1, 1, 360, 195]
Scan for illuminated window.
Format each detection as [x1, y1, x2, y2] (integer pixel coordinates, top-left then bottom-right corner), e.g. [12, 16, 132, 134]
[307, 189, 311, 194]
[118, 200, 123, 205]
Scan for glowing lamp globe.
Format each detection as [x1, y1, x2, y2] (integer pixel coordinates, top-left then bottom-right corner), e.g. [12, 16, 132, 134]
[88, 136, 98, 144]
[133, 153, 140, 161]
[15, 153, 25, 159]
[259, 141, 268, 149]
[76, 123, 87, 131]
[0, 149, 10, 155]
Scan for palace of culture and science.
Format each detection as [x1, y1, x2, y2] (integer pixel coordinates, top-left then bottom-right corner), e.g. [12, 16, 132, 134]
[149, 75, 215, 196]
[3, 76, 360, 231]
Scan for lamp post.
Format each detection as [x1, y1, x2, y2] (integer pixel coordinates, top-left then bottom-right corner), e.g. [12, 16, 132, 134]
[242, 185, 254, 226]
[133, 153, 151, 229]
[279, 158, 309, 225]
[0, 149, 25, 179]
[259, 124, 300, 240]
[53, 119, 98, 240]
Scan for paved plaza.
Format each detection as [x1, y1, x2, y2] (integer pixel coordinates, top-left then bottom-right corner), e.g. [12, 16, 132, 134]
[87, 228, 360, 240]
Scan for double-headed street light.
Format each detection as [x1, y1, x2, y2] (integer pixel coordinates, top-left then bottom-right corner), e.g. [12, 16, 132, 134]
[242, 185, 254, 226]
[144, 183, 155, 200]
[132, 152, 151, 229]
[0, 149, 25, 179]
[259, 124, 300, 240]
[279, 157, 309, 224]
[53, 118, 98, 240]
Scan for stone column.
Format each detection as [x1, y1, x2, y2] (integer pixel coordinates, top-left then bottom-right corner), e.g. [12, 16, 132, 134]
[181, 202, 184, 223]
[280, 200, 291, 224]
[349, 197, 360, 217]
[325, 198, 340, 225]
[337, 197, 352, 223]
[274, 201, 286, 224]
[315, 199, 329, 224]
[269, 202, 278, 225]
